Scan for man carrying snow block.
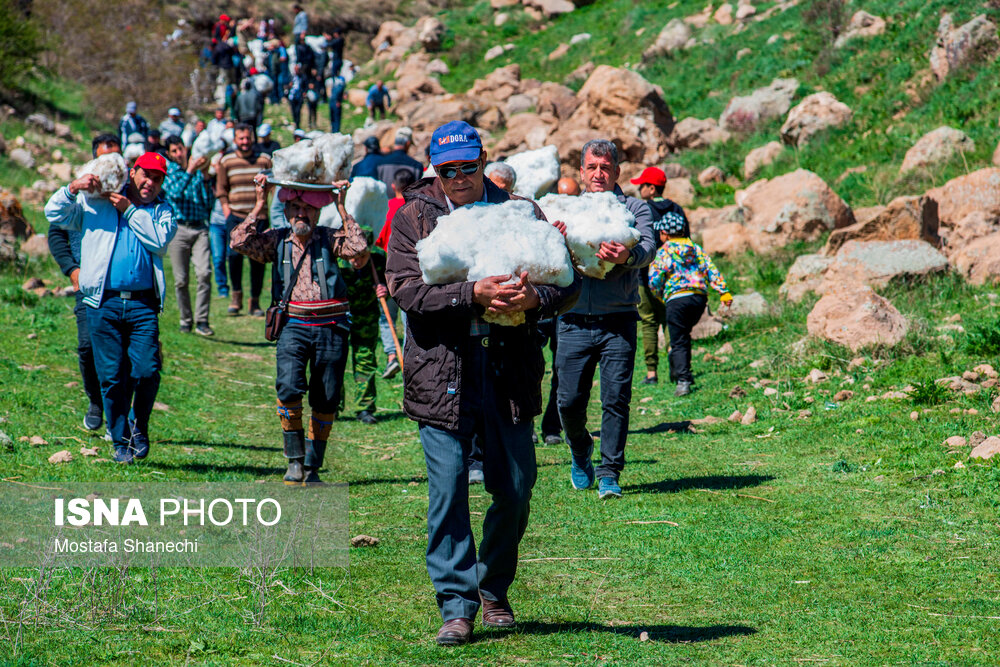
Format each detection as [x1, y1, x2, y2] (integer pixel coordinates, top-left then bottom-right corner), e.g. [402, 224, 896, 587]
[385, 121, 580, 646]
[231, 175, 369, 485]
[552, 139, 656, 500]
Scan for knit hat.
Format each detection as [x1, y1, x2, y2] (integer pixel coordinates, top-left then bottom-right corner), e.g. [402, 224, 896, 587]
[653, 210, 687, 235]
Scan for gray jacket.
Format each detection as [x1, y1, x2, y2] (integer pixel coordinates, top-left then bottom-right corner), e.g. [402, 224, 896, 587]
[566, 185, 656, 316]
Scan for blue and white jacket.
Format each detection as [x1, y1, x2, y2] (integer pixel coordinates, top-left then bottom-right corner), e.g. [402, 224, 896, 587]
[44, 187, 176, 311]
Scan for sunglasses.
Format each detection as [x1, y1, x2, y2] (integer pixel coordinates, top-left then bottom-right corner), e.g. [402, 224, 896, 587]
[438, 162, 480, 179]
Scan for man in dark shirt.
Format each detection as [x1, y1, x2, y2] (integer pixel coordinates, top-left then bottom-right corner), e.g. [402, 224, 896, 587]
[374, 130, 423, 193]
[349, 136, 383, 179]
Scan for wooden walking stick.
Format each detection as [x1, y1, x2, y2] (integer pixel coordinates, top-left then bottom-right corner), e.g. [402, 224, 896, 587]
[369, 260, 404, 371]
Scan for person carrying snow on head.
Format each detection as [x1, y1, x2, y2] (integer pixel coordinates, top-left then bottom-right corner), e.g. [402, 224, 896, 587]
[384, 120, 580, 647]
[647, 210, 732, 397]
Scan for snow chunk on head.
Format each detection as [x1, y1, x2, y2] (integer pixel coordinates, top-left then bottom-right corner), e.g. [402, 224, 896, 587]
[76, 152, 129, 195]
[416, 200, 574, 326]
[272, 133, 354, 184]
[537, 192, 640, 279]
[191, 129, 226, 160]
[318, 177, 389, 233]
[505, 145, 560, 200]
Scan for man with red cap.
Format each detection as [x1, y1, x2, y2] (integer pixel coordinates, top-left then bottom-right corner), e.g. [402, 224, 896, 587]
[231, 175, 369, 486]
[45, 152, 177, 463]
[629, 166, 691, 385]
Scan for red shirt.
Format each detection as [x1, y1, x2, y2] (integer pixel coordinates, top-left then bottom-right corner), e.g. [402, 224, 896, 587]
[377, 196, 405, 251]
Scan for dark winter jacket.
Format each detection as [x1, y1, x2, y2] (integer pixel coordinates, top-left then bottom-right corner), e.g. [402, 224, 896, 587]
[385, 177, 581, 430]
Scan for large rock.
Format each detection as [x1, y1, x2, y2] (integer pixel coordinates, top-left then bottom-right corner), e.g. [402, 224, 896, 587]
[548, 65, 675, 167]
[394, 54, 446, 101]
[823, 196, 939, 255]
[703, 222, 751, 256]
[720, 78, 799, 133]
[669, 117, 731, 150]
[0, 190, 33, 239]
[492, 112, 556, 154]
[822, 240, 949, 290]
[728, 290, 769, 317]
[469, 64, 522, 104]
[901, 126, 975, 174]
[395, 94, 485, 135]
[925, 168, 1000, 251]
[779, 253, 833, 302]
[807, 284, 909, 352]
[930, 14, 1000, 81]
[416, 16, 445, 52]
[691, 308, 724, 339]
[743, 141, 783, 180]
[737, 169, 855, 253]
[952, 232, 1000, 285]
[688, 205, 743, 238]
[9, 148, 34, 170]
[779, 92, 852, 147]
[643, 18, 692, 60]
[522, 0, 576, 18]
[534, 82, 580, 121]
[834, 11, 887, 48]
[663, 178, 695, 206]
[20, 233, 48, 257]
[26, 113, 55, 133]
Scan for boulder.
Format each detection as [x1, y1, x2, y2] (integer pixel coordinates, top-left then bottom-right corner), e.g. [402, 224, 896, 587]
[737, 169, 855, 253]
[807, 283, 909, 351]
[688, 205, 743, 237]
[930, 14, 999, 81]
[728, 290, 768, 317]
[834, 11, 887, 48]
[469, 64, 522, 104]
[698, 166, 725, 186]
[713, 3, 734, 25]
[779, 92, 852, 147]
[663, 178, 695, 206]
[736, 4, 756, 21]
[0, 190, 33, 239]
[522, 0, 576, 18]
[484, 45, 506, 62]
[9, 148, 34, 170]
[548, 43, 571, 60]
[491, 0, 518, 6]
[662, 163, 691, 180]
[643, 18, 693, 61]
[669, 117, 731, 150]
[416, 16, 445, 52]
[548, 65, 675, 167]
[970, 436, 1000, 460]
[823, 196, 940, 255]
[492, 112, 556, 154]
[427, 58, 450, 76]
[20, 233, 48, 257]
[394, 56, 445, 102]
[952, 232, 1000, 285]
[779, 253, 834, 302]
[395, 93, 485, 135]
[901, 126, 975, 174]
[691, 308, 724, 339]
[534, 82, 580, 120]
[925, 168, 1000, 249]
[26, 113, 55, 133]
[702, 222, 751, 256]
[743, 141, 783, 180]
[720, 78, 799, 133]
[347, 88, 368, 107]
[821, 240, 949, 290]
[505, 93, 535, 116]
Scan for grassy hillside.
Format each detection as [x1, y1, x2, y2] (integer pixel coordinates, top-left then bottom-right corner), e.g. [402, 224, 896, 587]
[431, 0, 1000, 208]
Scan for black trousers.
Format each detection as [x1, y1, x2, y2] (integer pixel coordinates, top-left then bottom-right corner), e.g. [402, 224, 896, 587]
[536, 317, 561, 437]
[74, 291, 103, 408]
[664, 294, 707, 384]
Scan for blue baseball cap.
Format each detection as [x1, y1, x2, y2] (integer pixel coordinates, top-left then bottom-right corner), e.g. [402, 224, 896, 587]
[429, 121, 483, 166]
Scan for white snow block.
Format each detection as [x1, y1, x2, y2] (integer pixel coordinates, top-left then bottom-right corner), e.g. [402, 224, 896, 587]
[505, 145, 560, 200]
[272, 133, 354, 184]
[76, 152, 129, 195]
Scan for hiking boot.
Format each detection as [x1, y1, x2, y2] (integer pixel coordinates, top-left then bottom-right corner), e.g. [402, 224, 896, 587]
[598, 477, 622, 499]
[382, 357, 400, 379]
[112, 445, 133, 464]
[543, 434, 563, 445]
[357, 410, 377, 425]
[435, 618, 473, 646]
[570, 454, 595, 491]
[248, 299, 265, 317]
[195, 322, 215, 336]
[83, 403, 103, 431]
[674, 381, 692, 397]
[283, 430, 306, 485]
[129, 419, 150, 459]
[228, 290, 243, 316]
[303, 439, 327, 485]
[468, 468, 484, 485]
[179, 323, 192, 334]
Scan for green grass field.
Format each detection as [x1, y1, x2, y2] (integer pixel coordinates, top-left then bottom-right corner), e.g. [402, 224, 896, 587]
[2, 232, 1000, 664]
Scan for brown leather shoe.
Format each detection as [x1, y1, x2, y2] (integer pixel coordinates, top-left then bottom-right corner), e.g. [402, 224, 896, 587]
[436, 617, 473, 646]
[481, 595, 515, 628]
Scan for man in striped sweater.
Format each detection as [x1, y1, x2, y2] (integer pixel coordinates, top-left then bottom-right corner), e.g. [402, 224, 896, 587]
[231, 174, 369, 485]
[216, 123, 272, 316]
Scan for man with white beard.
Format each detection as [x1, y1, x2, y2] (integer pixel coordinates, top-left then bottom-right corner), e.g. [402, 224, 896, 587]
[230, 175, 369, 485]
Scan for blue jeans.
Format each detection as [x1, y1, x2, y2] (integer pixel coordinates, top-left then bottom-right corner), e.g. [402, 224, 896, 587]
[555, 313, 637, 481]
[418, 344, 536, 621]
[329, 101, 342, 133]
[86, 294, 162, 445]
[209, 200, 229, 295]
[74, 292, 102, 408]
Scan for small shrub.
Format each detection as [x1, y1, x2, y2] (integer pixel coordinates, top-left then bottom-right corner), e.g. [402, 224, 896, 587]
[909, 380, 949, 406]
[964, 318, 1000, 356]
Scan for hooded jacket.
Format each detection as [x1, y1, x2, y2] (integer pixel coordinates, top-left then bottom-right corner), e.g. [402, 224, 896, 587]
[385, 177, 581, 430]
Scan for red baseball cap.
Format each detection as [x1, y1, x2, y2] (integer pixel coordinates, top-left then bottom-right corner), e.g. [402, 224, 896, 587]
[134, 152, 168, 175]
[629, 166, 667, 187]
